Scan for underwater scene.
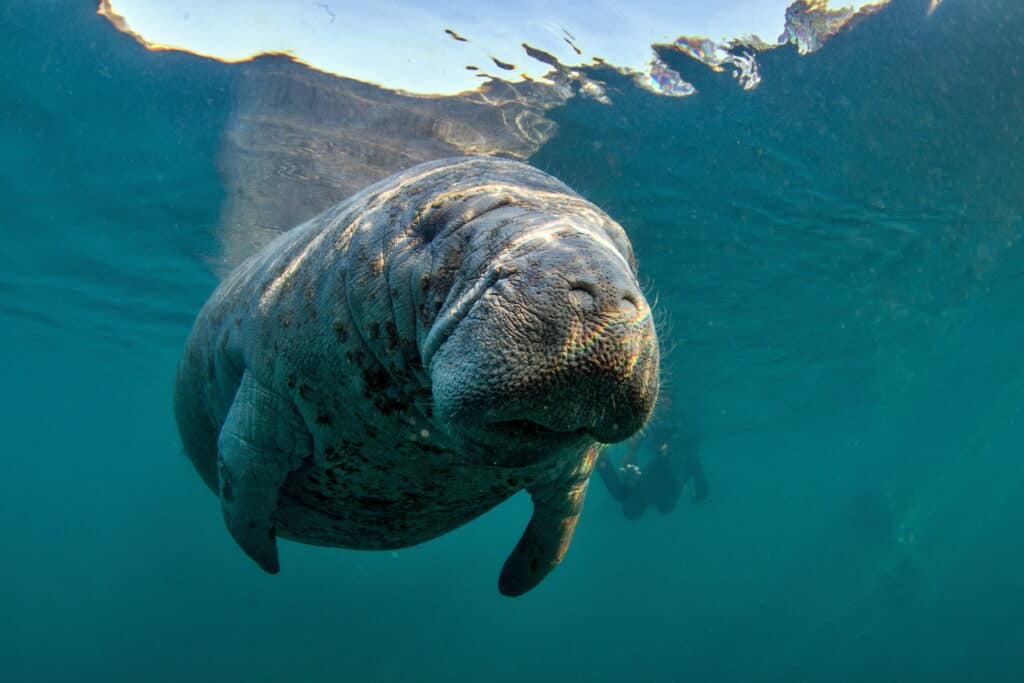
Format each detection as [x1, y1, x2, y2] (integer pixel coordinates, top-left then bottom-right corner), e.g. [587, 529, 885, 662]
[2, 0, 1023, 681]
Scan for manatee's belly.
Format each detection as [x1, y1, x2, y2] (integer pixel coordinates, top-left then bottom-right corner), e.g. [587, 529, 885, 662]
[274, 459, 545, 549]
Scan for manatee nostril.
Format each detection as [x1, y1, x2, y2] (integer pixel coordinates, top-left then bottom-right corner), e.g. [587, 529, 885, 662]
[620, 292, 640, 314]
[569, 281, 597, 309]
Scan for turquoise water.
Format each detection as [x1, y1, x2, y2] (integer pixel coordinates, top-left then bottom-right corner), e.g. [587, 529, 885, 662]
[3, 1, 1023, 681]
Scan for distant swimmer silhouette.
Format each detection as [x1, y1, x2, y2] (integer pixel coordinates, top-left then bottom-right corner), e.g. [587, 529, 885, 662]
[595, 411, 708, 519]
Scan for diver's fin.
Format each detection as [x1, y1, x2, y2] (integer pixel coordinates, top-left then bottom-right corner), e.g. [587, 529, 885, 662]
[217, 370, 310, 574]
[498, 467, 592, 597]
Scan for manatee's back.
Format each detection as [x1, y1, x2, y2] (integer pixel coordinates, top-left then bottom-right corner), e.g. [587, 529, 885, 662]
[173, 157, 474, 492]
[173, 214, 327, 492]
[173, 264, 254, 491]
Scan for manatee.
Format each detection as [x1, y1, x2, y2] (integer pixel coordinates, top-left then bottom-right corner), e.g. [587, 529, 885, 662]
[174, 156, 659, 595]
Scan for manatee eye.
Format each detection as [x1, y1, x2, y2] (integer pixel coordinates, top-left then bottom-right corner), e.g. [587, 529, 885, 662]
[418, 216, 443, 243]
[413, 200, 453, 244]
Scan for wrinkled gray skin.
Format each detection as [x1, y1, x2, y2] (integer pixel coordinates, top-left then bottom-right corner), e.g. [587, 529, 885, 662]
[174, 157, 659, 596]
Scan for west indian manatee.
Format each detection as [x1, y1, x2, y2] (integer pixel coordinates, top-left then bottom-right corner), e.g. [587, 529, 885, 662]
[174, 156, 660, 595]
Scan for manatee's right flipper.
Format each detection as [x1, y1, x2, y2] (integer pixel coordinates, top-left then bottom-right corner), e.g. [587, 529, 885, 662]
[498, 475, 590, 597]
[498, 447, 602, 597]
[217, 370, 311, 574]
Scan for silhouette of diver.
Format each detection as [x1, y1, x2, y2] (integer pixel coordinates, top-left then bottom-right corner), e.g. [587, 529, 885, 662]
[596, 426, 709, 519]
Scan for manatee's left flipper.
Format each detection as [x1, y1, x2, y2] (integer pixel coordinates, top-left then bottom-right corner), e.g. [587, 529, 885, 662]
[217, 370, 312, 574]
[498, 474, 591, 597]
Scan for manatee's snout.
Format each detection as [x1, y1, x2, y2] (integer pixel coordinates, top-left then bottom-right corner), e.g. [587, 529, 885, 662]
[508, 250, 658, 444]
[429, 233, 659, 457]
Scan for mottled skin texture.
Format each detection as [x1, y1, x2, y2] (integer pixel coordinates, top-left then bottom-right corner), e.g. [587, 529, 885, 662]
[174, 156, 659, 595]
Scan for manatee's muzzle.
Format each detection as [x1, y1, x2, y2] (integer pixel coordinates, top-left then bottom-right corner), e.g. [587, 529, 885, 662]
[428, 236, 660, 457]
[484, 312, 659, 445]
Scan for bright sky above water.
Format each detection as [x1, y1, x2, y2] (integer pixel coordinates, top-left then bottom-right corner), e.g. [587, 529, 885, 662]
[102, 0, 882, 95]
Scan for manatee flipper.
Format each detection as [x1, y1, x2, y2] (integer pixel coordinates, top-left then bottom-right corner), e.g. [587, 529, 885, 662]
[217, 370, 311, 574]
[498, 474, 590, 597]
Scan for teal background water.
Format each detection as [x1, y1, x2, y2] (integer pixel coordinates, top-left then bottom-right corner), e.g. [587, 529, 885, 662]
[2, 1, 1023, 681]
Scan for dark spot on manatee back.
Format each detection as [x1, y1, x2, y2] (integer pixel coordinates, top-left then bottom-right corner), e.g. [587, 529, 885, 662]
[345, 349, 373, 373]
[356, 414, 379, 439]
[333, 321, 349, 344]
[385, 322, 400, 351]
[440, 243, 465, 275]
[421, 240, 466, 326]
[362, 366, 390, 393]
[299, 384, 313, 400]
[406, 354, 424, 374]
[374, 396, 407, 416]
[368, 322, 380, 340]
[316, 413, 333, 425]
